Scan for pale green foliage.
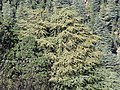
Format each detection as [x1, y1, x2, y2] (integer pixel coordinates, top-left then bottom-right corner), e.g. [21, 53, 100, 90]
[48, 7, 101, 90]
[1, 0, 120, 90]
[15, 6, 102, 90]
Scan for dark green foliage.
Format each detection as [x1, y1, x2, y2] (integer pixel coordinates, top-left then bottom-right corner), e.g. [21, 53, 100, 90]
[73, 0, 89, 23]
[90, 0, 102, 13]
[87, 1, 120, 89]
[0, 0, 18, 71]
[0, 25, 14, 57]
[0, 0, 120, 90]
[1, 36, 52, 90]
[91, 0, 120, 64]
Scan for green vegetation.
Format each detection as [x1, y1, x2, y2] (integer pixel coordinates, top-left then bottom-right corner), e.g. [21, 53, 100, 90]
[0, 0, 120, 90]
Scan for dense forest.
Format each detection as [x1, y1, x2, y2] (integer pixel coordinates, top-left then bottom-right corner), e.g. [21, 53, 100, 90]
[0, 0, 120, 90]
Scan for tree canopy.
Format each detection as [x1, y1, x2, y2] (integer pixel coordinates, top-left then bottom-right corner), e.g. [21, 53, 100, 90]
[0, 0, 120, 90]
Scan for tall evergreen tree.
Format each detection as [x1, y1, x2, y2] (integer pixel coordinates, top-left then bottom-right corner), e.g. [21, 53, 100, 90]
[0, 0, 120, 90]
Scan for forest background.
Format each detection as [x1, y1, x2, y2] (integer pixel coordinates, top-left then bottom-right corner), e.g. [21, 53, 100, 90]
[0, 0, 120, 90]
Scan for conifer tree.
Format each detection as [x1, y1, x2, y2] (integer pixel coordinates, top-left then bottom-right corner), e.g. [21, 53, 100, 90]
[0, 0, 120, 90]
[48, 7, 104, 90]
[4, 5, 102, 89]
